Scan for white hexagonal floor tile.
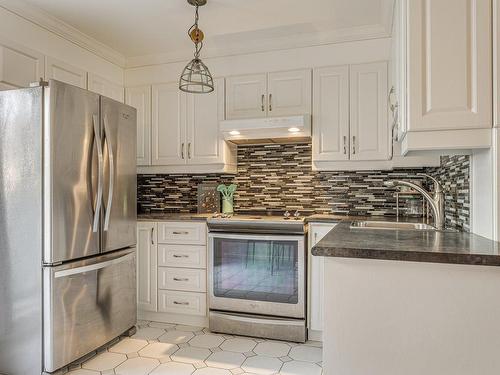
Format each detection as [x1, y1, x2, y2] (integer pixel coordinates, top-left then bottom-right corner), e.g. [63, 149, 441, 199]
[150, 361, 196, 375]
[189, 334, 225, 349]
[205, 351, 245, 369]
[280, 360, 322, 375]
[66, 370, 100, 375]
[148, 321, 176, 329]
[220, 338, 257, 353]
[139, 342, 179, 359]
[110, 338, 149, 354]
[133, 327, 166, 340]
[83, 352, 127, 371]
[171, 347, 212, 364]
[288, 345, 322, 363]
[114, 357, 159, 375]
[175, 325, 204, 332]
[241, 355, 282, 375]
[193, 368, 232, 375]
[159, 330, 195, 344]
[253, 342, 290, 358]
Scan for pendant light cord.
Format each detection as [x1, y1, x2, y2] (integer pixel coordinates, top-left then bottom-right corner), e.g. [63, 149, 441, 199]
[188, 5, 203, 58]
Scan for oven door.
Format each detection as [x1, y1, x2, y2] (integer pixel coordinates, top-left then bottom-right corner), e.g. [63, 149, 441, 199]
[208, 233, 305, 319]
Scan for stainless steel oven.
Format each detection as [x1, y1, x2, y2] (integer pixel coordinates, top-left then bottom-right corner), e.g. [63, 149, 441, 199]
[207, 214, 307, 342]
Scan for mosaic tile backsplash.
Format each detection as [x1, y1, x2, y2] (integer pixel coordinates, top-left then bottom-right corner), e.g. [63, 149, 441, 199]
[138, 143, 470, 231]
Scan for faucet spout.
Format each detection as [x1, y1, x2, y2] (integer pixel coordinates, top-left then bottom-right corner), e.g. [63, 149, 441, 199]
[385, 177, 445, 230]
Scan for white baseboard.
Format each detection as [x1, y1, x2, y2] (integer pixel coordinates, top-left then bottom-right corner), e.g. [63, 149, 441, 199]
[138, 310, 209, 328]
[308, 329, 323, 342]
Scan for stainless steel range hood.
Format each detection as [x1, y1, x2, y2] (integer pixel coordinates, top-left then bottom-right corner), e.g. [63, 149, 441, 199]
[220, 115, 311, 145]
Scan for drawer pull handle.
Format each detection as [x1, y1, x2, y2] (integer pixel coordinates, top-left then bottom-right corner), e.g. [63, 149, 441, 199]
[172, 231, 189, 235]
[173, 277, 189, 282]
[173, 254, 189, 258]
[173, 301, 189, 306]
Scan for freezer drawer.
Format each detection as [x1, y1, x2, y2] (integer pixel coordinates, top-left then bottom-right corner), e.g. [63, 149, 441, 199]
[43, 249, 137, 373]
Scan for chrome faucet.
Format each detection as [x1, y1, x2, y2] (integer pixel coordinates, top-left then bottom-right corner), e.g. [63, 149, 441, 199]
[384, 174, 445, 230]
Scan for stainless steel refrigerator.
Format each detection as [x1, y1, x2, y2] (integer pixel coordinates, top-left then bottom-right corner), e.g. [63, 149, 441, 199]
[0, 80, 138, 375]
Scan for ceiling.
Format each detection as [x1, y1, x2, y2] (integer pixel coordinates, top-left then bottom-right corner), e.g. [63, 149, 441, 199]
[10, 0, 394, 66]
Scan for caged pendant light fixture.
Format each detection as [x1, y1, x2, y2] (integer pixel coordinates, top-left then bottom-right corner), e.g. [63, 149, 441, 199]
[179, 0, 214, 94]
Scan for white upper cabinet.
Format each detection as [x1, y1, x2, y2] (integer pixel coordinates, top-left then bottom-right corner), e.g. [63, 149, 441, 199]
[88, 73, 124, 102]
[226, 69, 312, 120]
[267, 69, 312, 117]
[152, 82, 186, 165]
[350, 62, 389, 161]
[45, 57, 87, 89]
[407, 0, 492, 132]
[0, 41, 44, 90]
[149, 79, 236, 172]
[226, 73, 267, 119]
[495, 0, 500, 127]
[125, 85, 152, 166]
[187, 78, 226, 165]
[312, 65, 350, 162]
[313, 62, 390, 167]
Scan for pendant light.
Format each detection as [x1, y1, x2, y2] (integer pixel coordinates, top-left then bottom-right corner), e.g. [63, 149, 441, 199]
[179, 0, 214, 94]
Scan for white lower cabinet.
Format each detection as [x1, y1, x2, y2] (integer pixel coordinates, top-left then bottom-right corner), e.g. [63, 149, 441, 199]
[308, 222, 337, 340]
[137, 220, 208, 325]
[137, 222, 158, 312]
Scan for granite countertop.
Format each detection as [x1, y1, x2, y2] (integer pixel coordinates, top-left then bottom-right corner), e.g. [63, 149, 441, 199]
[312, 220, 500, 266]
[305, 214, 367, 223]
[137, 213, 211, 221]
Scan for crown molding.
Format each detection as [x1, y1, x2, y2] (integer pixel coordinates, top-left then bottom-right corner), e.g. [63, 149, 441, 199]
[126, 22, 393, 68]
[0, 0, 126, 67]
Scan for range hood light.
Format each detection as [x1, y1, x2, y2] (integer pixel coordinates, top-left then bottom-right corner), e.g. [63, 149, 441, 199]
[229, 130, 241, 136]
[288, 127, 300, 133]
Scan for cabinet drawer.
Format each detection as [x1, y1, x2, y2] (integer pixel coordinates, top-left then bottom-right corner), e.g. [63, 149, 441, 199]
[158, 290, 207, 316]
[158, 267, 207, 292]
[158, 222, 207, 245]
[158, 244, 206, 268]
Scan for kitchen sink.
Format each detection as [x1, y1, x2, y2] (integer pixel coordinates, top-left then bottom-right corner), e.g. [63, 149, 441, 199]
[350, 220, 436, 231]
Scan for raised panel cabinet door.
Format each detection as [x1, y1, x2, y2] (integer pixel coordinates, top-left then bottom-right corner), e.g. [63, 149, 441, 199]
[408, 0, 492, 131]
[0, 41, 44, 90]
[308, 224, 336, 333]
[88, 73, 124, 102]
[226, 73, 267, 119]
[125, 85, 152, 166]
[137, 222, 158, 312]
[45, 57, 87, 89]
[268, 69, 312, 116]
[152, 82, 186, 165]
[187, 77, 225, 164]
[350, 61, 389, 161]
[312, 65, 350, 162]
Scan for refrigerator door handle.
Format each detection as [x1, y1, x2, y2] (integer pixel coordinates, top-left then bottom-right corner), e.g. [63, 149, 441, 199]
[92, 114, 104, 233]
[103, 115, 115, 232]
[54, 251, 133, 278]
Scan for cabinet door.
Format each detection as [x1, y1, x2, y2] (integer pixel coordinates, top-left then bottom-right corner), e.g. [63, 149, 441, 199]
[226, 73, 267, 119]
[268, 69, 311, 116]
[308, 223, 336, 332]
[0, 41, 44, 90]
[312, 66, 350, 162]
[350, 62, 389, 161]
[137, 222, 158, 312]
[152, 82, 186, 165]
[45, 57, 87, 89]
[187, 77, 225, 164]
[88, 73, 124, 102]
[126, 86, 152, 166]
[408, 0, 492, 131]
